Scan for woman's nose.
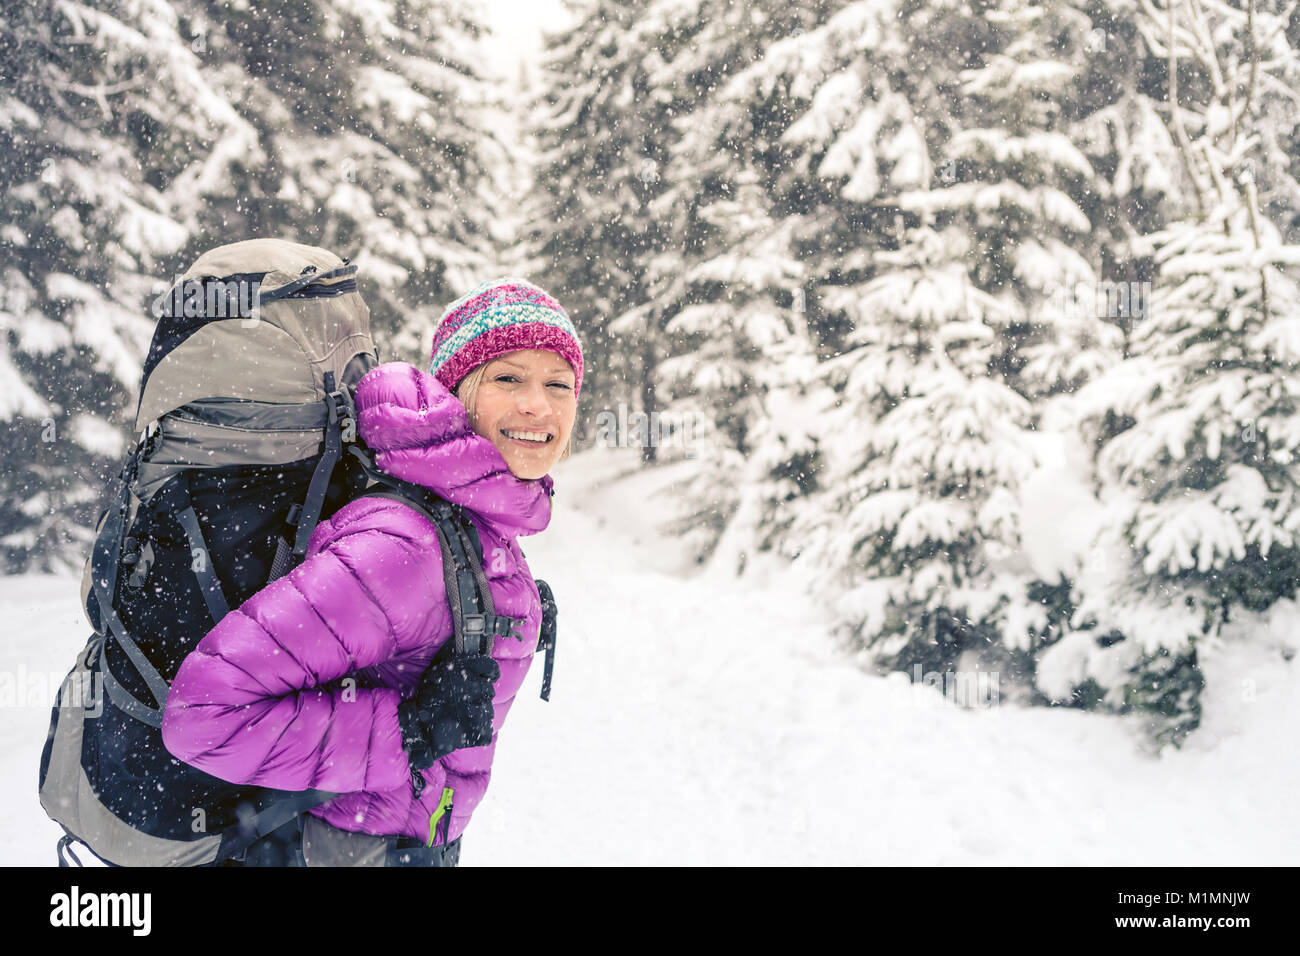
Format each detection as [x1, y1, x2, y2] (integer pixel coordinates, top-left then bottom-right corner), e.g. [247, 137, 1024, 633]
[516, 381, 551, 415]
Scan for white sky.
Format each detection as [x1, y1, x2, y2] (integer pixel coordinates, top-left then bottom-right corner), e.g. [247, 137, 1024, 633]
[481, 0, 574, 63]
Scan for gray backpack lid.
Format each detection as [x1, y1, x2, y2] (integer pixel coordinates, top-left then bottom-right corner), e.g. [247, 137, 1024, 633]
[133, 237, 378, 502]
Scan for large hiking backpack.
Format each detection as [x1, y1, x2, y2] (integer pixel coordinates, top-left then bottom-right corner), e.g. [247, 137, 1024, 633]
[37, 238, 558, 867]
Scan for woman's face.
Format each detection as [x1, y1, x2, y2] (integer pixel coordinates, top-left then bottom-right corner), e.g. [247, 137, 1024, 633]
[467, 349, 578, 480]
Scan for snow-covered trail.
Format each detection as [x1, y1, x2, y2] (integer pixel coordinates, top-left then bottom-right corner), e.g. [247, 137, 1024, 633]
[2, 449, 1296, 865]
[472, 451, 1298, 864]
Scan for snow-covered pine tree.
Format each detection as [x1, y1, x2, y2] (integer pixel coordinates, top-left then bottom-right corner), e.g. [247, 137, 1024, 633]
[1, 0, 510, 567]
[910, 0, 1124, 398]
[0, 0, 252, 570]
[790, 226, 1038, 679]
[522, 0, 693, 447]
[1062, 0, 1300, 746]
[665, 0, 1210, 732]
[913, 0, 1150, 715]
[168, 0, 506, 361]
[660, 0, 1050, 660]
[994, 0, 1185, 729]
[634, 0, 858, 562]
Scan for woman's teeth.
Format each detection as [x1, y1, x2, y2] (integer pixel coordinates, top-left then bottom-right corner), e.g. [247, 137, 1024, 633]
[502, 428, 552, 444]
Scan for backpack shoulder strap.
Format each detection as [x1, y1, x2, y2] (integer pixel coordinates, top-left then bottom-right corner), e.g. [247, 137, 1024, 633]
[344, 441, 524, 657]
[358, 484, 523, 657]
[349, 444, 557, 699]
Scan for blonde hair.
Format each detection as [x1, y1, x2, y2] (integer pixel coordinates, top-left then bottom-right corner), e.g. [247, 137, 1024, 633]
[456, 363, 573, 462]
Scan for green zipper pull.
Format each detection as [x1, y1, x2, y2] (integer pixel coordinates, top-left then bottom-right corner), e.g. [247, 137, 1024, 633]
[426, 786, 455, 848]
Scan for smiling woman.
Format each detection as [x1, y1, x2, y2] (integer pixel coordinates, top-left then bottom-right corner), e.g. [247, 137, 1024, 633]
[154, 275, 583, 868]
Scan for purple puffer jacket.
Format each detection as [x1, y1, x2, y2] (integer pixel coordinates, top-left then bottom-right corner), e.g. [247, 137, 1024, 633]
[160, 361, 553, 844]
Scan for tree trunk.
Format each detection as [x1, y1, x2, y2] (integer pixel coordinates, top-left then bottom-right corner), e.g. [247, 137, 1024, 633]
[640, 335, 657, 464]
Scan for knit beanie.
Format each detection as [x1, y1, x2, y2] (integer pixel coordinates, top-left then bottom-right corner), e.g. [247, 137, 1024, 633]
[428, 277, 584, 399]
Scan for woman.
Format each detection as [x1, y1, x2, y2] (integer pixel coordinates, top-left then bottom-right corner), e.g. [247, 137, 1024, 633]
[160, 277, 582, 866]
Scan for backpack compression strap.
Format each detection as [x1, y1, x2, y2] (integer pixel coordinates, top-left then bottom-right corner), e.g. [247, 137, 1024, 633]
[294, 370, 356, 559]
[213, 788, 340, 864]
[153, 474, 232, 626]
[88, 437, 172, 729]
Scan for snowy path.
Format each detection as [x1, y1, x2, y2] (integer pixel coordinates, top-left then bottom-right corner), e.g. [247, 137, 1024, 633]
[2, 449, 1297, 865]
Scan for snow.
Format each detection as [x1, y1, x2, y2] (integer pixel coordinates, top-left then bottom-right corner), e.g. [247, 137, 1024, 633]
[70, 414, 125, 457]
[5, 447, 1296, 866]
[1017, 427, 1106, 582]
[782, 70, 864, 148]
[354, 66, 435, 126]
[0, 342, 53, 421]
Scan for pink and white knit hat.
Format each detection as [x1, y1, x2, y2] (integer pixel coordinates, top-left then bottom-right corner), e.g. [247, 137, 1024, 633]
[429, 277, 584, 399]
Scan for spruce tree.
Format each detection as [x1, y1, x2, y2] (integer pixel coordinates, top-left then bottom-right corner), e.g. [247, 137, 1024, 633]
[169, 0, 506, 360]
[0, 0, 247, 569]
[522, 0, 688, 446]
[1067, 0, 1300, 745]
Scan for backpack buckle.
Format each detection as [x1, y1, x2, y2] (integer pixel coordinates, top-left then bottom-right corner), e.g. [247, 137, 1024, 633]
[461, 614, 521, 655]
[461, 614, 488, 656]
[123, 539, 155, 590]
[327, 387, 357, 443]
[486, 615, 524, 641]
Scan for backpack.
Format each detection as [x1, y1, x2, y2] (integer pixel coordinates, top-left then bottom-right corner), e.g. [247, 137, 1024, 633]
[38, 238, 558, 867]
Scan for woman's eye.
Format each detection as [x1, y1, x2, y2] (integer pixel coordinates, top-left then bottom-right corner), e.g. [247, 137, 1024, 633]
[548, 382, 573, 390]
[495, 375, 519, 383]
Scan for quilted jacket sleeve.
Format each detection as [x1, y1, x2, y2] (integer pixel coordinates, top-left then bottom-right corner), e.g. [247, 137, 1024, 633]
[160, 499, 448, 794]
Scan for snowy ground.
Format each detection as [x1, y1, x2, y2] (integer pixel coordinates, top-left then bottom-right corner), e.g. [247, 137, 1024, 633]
[3, 447, 1297, 865]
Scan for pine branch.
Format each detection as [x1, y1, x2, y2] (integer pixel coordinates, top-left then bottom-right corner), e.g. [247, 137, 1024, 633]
[45, 76, 147, 122]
